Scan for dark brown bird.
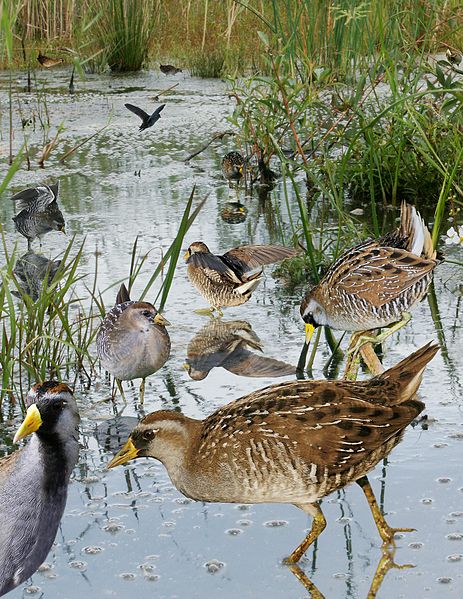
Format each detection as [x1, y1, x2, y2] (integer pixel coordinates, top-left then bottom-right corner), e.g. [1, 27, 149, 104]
[37, 53, 63, 68]
[222, 151, 245, 185]
[184, 241, 299, 316]
[0, 382, 79, 595]
[160, 64, 182, 75]
[124, 103, 165, 131]
[109, 342, 438, 563]
[185, 319, 296, 380]
[301, 201, 438, 348]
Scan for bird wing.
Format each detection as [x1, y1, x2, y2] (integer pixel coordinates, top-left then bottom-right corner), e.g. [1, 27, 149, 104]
[327, 244, 436, 308]
[223, 350, 296, 377]
[152, 104, 166, 117]
[125, 103, 150, 121]
[116, 283, 131, 305]
[11, 184, 57, 212]
[202, 379, 423, 472]
[188, 252, 243, 284]
[223, 245, 298, 274]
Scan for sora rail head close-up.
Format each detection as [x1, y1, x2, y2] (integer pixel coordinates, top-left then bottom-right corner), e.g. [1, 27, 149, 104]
[0, 381, 79, 596]
[109, 342, 438, 563]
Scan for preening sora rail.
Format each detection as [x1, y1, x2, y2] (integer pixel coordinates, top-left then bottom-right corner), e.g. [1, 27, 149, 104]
[109, 342, 438, 563]
[0, 382, 79, 596]
[96, 284, 171, 402]
[184, 242, 299, 316]
[11, 182, 65, 250]
[300, 201, 438, 354]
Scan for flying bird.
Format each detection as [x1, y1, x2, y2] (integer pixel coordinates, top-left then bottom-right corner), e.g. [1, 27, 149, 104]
[124, 103, 166, 131]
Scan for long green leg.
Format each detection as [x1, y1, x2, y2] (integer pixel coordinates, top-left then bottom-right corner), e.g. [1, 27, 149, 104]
[115, 378, 126, 403]
[284, 503, 327, 564]
[139, 378, 145, 404]
[348, 313, 412, 357]
[194, 307, 215, 316]
[357, 476, 415, 545]
[287, 564, 326, 598]
[367, 548, 414, 599]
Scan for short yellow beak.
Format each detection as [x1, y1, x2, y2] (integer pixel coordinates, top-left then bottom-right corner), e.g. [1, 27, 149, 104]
[154, 313, 171, 326]
[305, 322, 315, 345]
[238, 165, 243, 174]
[61, 226, 66, 234]
[183, 250, 191, 262]
[107, 438, 139, 469]
[182, 362, 190, 371]
[13, 404, 43, 443]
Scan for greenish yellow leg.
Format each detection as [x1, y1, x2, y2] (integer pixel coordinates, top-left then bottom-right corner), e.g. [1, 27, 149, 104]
[284, 503, 327, 564]
[194, 307, 215, 316]
[115, 378, 126, 403]
[287, 565, 326, 598]
[348, 313, 412, 357]
[139, 378, 145, 404]
[367, 549, 414, 598]
[357, 476, 415, 545]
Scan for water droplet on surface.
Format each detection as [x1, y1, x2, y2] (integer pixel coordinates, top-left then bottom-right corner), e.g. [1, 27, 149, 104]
[82, 545, 104, 555]
[37, 563, 52, 572]
[333, 572, 348, 579]
[103, 522, 124, 534]
[204, 559, 225, 574]
[437, 477, 452, 484]
[264, 520, 288, 528]
[447, 554, 462, 562]
[237, 519, 253, 527]
[69, 561, 87, 570]
[437, 577, 452, 584]
[421, 498, 433, 504]
[24, 586, 41, 594]
[225, 528, 243, 536]
[119, 572, 136, 581]
[409, 542, 424, 549]
[446, 533, 463, 541]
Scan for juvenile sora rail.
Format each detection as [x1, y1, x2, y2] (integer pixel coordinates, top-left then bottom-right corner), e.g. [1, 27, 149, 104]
[0, 382, 79, 596]
[97, 283, 171, 402]
[300, 201, 438, 353]
[184, 241, 298, 316]
[109, 342, 438, 563]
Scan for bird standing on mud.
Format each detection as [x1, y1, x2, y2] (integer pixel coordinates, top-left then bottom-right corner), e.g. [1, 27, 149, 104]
[97, 284, 171, 402]
[11, 182, 66, 250]
[184, 241, 299, 316]
[109, 343, 438, 563]
[300, 201, 438, 354]
[125, 103, 166, 131]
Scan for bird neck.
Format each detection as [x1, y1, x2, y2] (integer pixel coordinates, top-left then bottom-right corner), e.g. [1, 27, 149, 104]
[34, 431, 79, 495]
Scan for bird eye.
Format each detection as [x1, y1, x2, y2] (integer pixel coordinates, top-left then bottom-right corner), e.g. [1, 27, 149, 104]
[142, 310, 152, 318]
[143, 430, 155, 441]
[52, 401, 64, 411]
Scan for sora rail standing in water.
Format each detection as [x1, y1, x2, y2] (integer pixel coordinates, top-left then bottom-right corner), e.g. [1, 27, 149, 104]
[222, 151, 245, 186]
[109, 342, 438, 563]
[184, 241, 298, 316]
[97, 284, 171, 402]
[0, 382, 79, 596]
[300, 201, 438, 355]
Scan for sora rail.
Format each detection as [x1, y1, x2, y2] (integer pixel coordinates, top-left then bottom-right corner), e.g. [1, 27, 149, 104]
[97, 284, 170, 402]
[300, 201, 438, 350]
[222, 151, 245, 185]
[184, 241, 298, 316]
[109, 342, 438, 563]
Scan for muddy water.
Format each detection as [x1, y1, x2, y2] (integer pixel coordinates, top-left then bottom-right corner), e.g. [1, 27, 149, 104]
[0, 68, 462, 598]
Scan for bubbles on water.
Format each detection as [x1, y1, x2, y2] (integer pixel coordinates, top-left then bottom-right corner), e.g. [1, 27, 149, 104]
[103, 519, 124, 534]
[82, 545, 104, 555]
[437, 577, 452, 584]
[421, 498, 433, 504]
[162, 521, 176, 528]
[204, 559, 225, 574]
[69, 561, 87, 571]
[225, 528, 243, 536]
[236, 519, 253, 527]
[409, 542, 424, 549]
[119, 572, 136, 581]
[447, 554, 462, 562]
[437, 477, 452, 484]
[174, 497, 192, 505]
[37, 563, 53, 572]
[263, 520, 288, 528]
[333, 572, 348, 580]
[446, 533, 463, 541]
[24, 586, 41, 594]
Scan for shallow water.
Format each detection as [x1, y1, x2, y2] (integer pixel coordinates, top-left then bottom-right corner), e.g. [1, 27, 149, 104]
[0, 68, 462, 599]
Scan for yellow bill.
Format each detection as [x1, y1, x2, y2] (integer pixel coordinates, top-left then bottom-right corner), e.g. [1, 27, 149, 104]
[13, 404, 43, 443]
[183, 249, 191, 261]
[305, 322, 315, 345]
[154, 313, 171, 326]
[107, 438, 139, 469]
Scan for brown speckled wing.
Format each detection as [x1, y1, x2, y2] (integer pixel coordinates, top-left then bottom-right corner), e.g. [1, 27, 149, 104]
[224, 245, 298, 273]
[326, 244, 436, 307]
[201, 379, 422, 471]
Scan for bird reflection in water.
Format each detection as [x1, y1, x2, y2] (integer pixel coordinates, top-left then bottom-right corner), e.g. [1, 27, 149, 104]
[220, 201, 248, 224]
[13, 251, 61, 301]
[184, 319, 296, 380]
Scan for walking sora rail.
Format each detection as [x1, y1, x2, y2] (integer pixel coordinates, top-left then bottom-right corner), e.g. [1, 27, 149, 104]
[184, 242, 298, 316]
[0, 382, 79, 596]
[222, 151, 245, 186]
[300, 201, 438, 353]
[97, 283, 171, 402]
[109, 342, 438, 563]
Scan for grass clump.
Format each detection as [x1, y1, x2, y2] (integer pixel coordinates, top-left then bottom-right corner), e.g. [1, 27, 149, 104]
[189, 49, 226, 78]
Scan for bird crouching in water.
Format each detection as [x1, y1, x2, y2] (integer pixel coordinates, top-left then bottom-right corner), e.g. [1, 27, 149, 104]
[124, 103, 166, 131]
[0, 382, 79, 596]
[109, 342, 438, 563]
[184, 241, 299, 316]
[160, 64, 182, 75]
[300, 201, 439, 356]
[96, 283, 171, 402]
[11, 182, 65, 250]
